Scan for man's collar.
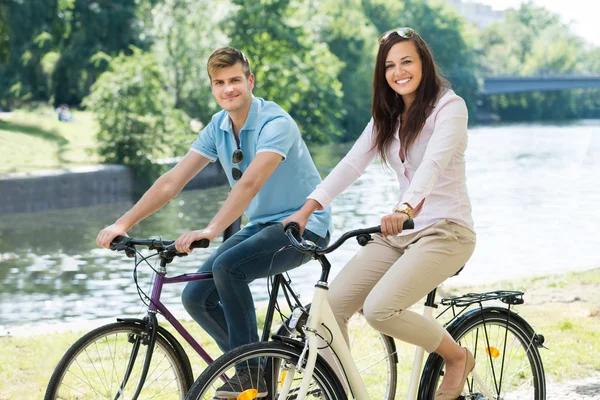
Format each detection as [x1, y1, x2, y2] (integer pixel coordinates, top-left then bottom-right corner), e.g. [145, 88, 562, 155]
[219, 95, 260, 134]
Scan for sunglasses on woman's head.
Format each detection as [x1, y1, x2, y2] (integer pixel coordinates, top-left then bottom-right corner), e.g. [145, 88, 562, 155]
[232, 147, 244, 181]
[378, 27, 415, 44]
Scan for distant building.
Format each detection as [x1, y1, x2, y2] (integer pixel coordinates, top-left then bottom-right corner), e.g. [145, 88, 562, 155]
[445, 0, 505, 29]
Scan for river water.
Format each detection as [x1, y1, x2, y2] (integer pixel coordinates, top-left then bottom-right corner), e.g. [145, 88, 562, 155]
[1, 120, 599, 329]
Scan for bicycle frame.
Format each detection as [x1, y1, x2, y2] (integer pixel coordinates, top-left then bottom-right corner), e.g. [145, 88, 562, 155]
[285, 283, 495, 400]
[120, 245, 302, 399]
[148, 268, 217, 363]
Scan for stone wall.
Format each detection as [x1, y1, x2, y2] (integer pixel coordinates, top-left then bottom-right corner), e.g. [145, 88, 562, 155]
[0, 162, 227, 215]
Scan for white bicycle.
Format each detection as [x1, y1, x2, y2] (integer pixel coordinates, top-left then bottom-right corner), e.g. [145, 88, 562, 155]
[186, 222, 546, 400]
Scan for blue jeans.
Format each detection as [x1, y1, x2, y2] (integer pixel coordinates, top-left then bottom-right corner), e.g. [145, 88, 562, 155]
[181, 222, 329, 353]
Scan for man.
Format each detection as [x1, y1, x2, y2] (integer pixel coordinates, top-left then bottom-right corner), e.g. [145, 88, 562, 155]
[96, 47, 330, 398]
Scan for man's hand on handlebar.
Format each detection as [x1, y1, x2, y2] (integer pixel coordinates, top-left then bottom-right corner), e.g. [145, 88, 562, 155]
[282, 211, 309, 235]
[97, 223, 128, 249]
[175, 228, 217, 253]
[380, 212, 410, 237]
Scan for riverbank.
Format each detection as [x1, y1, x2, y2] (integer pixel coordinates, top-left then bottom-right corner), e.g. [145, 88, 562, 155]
[1, 267, 599, 399]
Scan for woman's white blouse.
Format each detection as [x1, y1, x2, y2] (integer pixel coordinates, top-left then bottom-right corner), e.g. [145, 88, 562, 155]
[308, 89, 474, 235]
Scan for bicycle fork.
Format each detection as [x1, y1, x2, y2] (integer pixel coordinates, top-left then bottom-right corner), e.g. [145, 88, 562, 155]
[115, 313, 159, 400]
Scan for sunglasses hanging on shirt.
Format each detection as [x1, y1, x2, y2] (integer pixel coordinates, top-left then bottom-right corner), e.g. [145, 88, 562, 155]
[232, 147, 244, 181]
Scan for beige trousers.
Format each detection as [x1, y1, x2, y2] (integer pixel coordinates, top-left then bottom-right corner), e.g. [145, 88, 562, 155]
[328, 220, 476, 353]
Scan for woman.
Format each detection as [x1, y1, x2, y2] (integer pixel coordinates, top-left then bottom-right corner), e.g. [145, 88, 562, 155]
[284, 28, 476, 399]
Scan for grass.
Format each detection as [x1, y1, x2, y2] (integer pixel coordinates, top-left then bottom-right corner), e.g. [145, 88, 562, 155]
[0, 105, 99, 174]
[1, 268, 599, 399]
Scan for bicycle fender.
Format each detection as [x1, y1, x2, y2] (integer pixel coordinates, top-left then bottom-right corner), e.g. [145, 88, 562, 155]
[445, 306, 539, 340]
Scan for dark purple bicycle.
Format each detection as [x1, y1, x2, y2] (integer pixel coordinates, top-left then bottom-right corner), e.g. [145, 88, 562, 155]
[44, 235, 304, 400]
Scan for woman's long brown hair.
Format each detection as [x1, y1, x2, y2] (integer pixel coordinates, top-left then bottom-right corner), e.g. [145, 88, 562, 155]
[372, 31, 448, 164]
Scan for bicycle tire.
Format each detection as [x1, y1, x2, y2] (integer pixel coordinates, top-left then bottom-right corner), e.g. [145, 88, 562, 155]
[186, 341, 347, 400]
[45, 321, 193, 400]
[418, 307, 546, 400]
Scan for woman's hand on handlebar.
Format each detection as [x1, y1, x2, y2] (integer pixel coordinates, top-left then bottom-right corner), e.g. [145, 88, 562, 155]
[175, 228, 216, 253]
[380, 212, 410, 237]
[97, 223, 128, 249]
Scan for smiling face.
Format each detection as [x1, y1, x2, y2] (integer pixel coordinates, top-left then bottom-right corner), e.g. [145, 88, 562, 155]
[210, 62, 255, 114]
[384, 40, 423, 107]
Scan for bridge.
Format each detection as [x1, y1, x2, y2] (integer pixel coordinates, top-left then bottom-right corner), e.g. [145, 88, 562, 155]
[483, 76, 600, 95]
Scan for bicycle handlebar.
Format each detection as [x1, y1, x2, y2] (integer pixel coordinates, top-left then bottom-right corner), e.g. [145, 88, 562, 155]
[284, 220, 414, 256]
[110, 236, 210, 257]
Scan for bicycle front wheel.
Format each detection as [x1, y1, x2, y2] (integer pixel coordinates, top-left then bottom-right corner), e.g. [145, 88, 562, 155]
[419, 308, 546, 400]
[186, 341, 346, 400]
[45, 321, 193, 400]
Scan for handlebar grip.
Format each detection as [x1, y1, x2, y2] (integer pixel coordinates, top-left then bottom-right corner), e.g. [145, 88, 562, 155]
[190, 239, 210, 249]
[110, 236, 135, 258]
[110, 235, 130, 251]
[283, 222, 302, 238]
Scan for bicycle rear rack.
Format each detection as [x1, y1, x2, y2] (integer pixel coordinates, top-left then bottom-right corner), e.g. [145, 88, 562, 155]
[442, 290, 524, 307]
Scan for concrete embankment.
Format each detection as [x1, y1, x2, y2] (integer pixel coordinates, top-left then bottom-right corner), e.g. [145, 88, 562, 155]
[0, 161, 227, 215]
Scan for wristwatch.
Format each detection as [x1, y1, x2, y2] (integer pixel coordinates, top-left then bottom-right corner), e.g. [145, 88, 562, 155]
[394, 203, 414, 219]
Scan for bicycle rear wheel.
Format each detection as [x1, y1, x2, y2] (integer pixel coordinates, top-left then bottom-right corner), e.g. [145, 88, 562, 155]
[45, 321, 193, 400]
[419, 308, 545, 400]
[186, 341, 346, 400]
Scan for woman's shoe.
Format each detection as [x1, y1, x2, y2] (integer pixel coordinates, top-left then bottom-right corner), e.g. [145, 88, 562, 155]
[434, 347, 475, 400]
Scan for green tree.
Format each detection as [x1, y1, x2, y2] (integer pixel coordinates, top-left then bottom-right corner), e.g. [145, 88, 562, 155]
[149, 0, 230, 124]
[52, 0, 147, 106]
[480, 3, 585, 76]
[362, 0, 480, 118]
[84, 49, 189, 186]
[228, 0, 345, 143]
[0, 2, 9, 66]
[0, 0, 68, 107]
[292, 0, 378, 141]
[479, 2, 600, 120]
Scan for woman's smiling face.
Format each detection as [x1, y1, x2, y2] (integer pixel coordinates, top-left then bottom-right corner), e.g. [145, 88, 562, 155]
[384, 40, 423, 107]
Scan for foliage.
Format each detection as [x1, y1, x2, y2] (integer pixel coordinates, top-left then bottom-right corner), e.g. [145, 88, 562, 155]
[1, 0, 599, 138]
[84, 49, 190, 185]
[52, 0, 148, 106]
[292, 0, 378, 141]
[362, 0, 480, 119]
[148, 0, 230, 125]
[479, 2, 600, 120]
[0, 3, 9, 66]
[228, 0, 345, 143]
[0, 0, 64, 108]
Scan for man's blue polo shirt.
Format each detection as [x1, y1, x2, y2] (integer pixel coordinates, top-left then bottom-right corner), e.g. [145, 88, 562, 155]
[190, 96, 331, 238]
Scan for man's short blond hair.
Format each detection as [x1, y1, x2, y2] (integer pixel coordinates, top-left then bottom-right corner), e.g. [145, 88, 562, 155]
[207, 47, 252, 79]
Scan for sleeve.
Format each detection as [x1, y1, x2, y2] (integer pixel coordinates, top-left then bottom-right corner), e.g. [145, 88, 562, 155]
[255, 117, 296, 160]
[399, 95, 468, 208]
[308, 118, 378, 208]
[190, 121, 218, 161]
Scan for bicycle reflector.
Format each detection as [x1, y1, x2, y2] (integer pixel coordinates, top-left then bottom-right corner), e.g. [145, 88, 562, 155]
[486, 346, 501, 358]
[237, 389, 258, 400]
